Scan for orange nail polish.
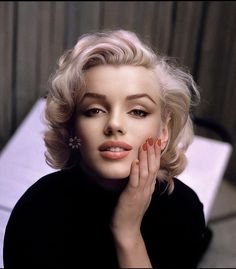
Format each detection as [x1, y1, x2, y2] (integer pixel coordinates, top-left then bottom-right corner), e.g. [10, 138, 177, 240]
[158, 139, 161, 147]
[142, 142, 147, 151]
[147, 137, 153, 146]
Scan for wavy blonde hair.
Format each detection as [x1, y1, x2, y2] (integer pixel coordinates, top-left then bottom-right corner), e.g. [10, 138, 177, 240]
[44, 29, 200, 192]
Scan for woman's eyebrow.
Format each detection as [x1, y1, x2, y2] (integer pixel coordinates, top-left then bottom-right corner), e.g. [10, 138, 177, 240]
[81, 92, 157, 104]
[126, 94, 157, 104]
[82, 92, 106, 100]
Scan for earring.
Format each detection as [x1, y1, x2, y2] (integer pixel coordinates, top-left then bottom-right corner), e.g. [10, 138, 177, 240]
[68, 136, 81, 149]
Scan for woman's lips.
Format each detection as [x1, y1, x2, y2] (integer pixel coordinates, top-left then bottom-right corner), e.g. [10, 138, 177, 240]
[100, 150, 130, 160]
[99, 141, 133, 160]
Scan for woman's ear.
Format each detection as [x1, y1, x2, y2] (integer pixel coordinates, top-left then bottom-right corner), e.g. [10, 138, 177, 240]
[159, 118, 170, 151]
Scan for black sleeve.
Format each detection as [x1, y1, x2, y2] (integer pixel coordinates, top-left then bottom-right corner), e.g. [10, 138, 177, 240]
[3, 175, 63, 268]
[164, 201, 206, 268]
[142, 180, 207, 268]
[3, 192, 40, 267]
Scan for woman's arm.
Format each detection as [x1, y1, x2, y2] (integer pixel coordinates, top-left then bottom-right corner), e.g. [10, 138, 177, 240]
[111, 138, 161, 268]
[113, 231, 152, 268]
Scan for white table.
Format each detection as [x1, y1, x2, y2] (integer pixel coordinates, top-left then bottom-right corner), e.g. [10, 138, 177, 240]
[0, 98, 232, 267]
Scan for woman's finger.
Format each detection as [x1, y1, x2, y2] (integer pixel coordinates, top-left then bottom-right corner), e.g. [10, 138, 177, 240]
[128, 159, 140, 188]
[139, 141, 149, 188]
[146, 137, 156, 186]
[154, 138, 161, 160]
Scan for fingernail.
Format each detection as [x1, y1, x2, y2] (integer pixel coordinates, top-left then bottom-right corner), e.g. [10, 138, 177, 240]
[158, 139, 161, 147]
[135, 159, 139, 165]
[147, 137, 153, 146]
[142, 142, 147, 151]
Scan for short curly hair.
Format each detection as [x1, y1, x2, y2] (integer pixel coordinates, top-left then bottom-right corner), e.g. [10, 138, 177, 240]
[44, 29, 200, 193]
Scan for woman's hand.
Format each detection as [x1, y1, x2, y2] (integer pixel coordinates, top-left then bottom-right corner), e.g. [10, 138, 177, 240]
[111, 137, 161, 247]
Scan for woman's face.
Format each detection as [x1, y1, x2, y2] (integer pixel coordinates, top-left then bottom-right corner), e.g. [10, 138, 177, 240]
[75, 65, 168, 180]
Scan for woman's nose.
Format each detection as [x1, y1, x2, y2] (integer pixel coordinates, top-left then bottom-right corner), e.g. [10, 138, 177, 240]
[103, 112, 126, 136]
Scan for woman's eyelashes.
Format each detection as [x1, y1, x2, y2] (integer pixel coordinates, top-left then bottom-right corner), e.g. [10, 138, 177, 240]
[128, 109, 149, 118]
[83, 107, 106, 117]
[81, 106, 150, 118]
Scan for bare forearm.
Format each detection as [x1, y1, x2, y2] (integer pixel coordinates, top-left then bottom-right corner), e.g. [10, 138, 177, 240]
[114, 233, 152, 268]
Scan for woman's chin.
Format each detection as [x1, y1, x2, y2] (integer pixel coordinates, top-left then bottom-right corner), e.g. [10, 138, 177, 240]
[80, 161, 131, 190]
[86, 160, 130, 179]
[98, 167, 130, 180]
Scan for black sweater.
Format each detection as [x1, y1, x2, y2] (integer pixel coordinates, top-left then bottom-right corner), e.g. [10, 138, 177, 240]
[3, 165, 206, 268]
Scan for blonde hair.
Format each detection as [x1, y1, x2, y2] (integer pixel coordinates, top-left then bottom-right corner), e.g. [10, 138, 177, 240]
[44, 29, 200, 192]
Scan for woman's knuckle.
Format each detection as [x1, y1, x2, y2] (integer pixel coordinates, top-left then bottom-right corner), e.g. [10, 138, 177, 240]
[141, 171, 148, 179]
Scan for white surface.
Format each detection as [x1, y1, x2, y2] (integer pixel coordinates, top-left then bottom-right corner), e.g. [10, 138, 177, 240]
[0, 99, 55, 268]
[0, 209, 12, 268]
[0, 99, 55, 209]
[179, 136, 232, 220]
[0, 98, 232, 267]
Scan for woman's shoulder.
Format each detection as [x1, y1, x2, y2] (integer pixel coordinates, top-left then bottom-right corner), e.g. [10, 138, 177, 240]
[4, 167, 80, 236]
[9, 167, 78, 214]
[22, 168, 71, 197]
[173, 177, 204, 211]
[155, 177, 205, 218]
[172, 177, 202, 202]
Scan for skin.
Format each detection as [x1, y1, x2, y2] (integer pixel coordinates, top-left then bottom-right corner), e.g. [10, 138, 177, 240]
[75, 64, 169, 267]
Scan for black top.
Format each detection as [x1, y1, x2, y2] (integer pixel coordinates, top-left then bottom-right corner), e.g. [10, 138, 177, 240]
[3, 165, 206, 268]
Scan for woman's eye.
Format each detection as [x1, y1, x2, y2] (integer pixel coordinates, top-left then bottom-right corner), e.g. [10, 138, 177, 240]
[129, 109, 149, 118]
[84, 108, 105, 117]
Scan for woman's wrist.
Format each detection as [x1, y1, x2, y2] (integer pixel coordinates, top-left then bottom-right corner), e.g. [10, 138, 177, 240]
[113, 232, 153, 268]
[113, 229, 143, 249]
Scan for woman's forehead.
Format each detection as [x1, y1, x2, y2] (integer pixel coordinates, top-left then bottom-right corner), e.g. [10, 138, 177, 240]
[82, 65, 161, 101]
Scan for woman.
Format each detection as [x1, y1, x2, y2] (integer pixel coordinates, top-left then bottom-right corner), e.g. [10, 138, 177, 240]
[4, 30, 206, 268]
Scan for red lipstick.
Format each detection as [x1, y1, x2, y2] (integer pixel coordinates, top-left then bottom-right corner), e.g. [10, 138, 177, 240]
[99, 141, 133, 160]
